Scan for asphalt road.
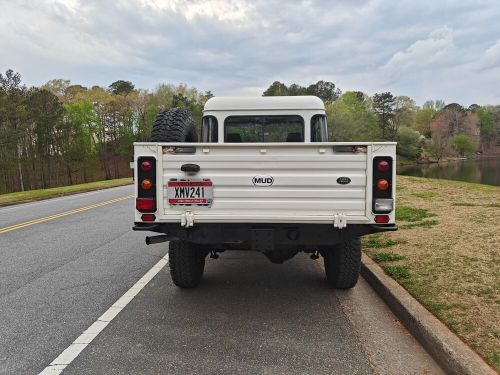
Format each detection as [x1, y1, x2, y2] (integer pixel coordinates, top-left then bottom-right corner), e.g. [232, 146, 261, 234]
[0, 186, 444, 375]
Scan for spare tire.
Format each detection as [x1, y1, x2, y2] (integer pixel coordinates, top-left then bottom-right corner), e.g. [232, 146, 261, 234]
[150, 108, 198, 142]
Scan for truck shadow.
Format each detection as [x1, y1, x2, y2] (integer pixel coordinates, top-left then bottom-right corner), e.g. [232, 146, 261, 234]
[162, 251, 342, 332]
[128, 251, 371, 374]
[65, 251, 372, 375]
[188, 250, 329, 291]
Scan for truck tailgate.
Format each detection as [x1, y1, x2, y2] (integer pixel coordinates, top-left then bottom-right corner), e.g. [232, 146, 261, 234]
[157, 144, 373, 224]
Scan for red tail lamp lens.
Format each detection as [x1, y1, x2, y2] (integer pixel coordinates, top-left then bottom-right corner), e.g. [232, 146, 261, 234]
[375, 215, 390, 223]
[141, 179, 153, 190]
[141, 214, 156, 222]
[141, 161, 152, 172]
[377, 160, 389, 172]
[376, 179, 389, 191]
[136, 198, 155, 212]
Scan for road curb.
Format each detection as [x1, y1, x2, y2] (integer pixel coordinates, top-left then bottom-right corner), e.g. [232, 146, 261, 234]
[360, 253, 497, 375]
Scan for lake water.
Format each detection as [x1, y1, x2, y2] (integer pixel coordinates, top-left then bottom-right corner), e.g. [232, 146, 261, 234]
[398, 157, 500, 186]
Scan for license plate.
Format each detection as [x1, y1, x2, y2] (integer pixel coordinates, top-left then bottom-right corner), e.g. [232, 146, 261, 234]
[167, 179, 213, 206]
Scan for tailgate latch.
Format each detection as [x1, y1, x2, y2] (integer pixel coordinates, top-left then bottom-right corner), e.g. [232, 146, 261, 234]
[333, 213, 347, 229]
[181, 211, 194, 228]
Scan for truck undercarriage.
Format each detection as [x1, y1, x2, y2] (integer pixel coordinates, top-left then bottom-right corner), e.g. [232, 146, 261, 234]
[134, 222, 397, 263]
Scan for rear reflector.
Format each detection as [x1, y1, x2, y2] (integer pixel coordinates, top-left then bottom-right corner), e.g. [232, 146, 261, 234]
[136, 198, 156, 212]
[374, 198, 393, 212]
[141, 214, 156, 222]
[374, 215, 390, 224]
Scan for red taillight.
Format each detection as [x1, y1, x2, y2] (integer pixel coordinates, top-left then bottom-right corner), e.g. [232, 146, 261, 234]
[376, 179, 389, 191]
[377, 160, 389, 172]
[141, 214, 156, 221]
[141, 179, 153, 190]
[374, 215, 390, 223]
[141, 161, 152, 172]
[373, 156, 392, 213]
[136, 198, 156, 212]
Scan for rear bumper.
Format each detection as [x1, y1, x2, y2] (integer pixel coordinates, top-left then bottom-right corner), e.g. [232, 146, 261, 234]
[133, 222, 161, 231]
[133, 222, 397, 249]
[370, 224, 398, 232]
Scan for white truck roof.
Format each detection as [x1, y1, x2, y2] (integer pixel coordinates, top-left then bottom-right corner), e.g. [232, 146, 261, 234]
[204, 96, 325, 111]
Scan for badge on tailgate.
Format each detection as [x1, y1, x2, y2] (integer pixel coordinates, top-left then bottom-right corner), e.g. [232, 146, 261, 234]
[167, 179, 213, 206]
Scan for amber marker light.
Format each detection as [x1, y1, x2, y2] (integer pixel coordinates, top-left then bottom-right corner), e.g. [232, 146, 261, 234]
[376, 179, 389, 191]
[141, 179, 153, 190]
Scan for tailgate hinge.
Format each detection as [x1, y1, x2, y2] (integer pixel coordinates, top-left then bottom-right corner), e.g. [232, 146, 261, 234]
[333, 213, 347, 229]
[181, 211, 194, 228]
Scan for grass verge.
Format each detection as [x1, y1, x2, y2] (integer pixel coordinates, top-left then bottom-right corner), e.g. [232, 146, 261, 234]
[363, 176, 500, 370]
[0, 178, 133, 206]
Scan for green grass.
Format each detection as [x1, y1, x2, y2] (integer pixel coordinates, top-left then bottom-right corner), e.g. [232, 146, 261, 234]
[372, 252, 405, 262]
[406, 176, 429, 184]
[401, 219, 439, 229]
[368, 175, 500, 370]
[412, 192, 437, 199]
[363, 234, 407, 249]
[486, 351, 500, 369]
[382, 265, 411, 281]
[485, 203, 500, 208]
[0, 178, 133, 206]
[452, 202, 500, 208]
[396, 205, 435, 222]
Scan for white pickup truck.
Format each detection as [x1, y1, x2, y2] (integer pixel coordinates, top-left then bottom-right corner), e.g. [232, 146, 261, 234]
[133, 96, 397, 289]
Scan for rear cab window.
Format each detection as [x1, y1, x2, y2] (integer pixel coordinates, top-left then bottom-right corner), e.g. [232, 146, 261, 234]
[311, 114, 328, 142]
[202, 116, 218, 142]
[224, 115, 304, 143]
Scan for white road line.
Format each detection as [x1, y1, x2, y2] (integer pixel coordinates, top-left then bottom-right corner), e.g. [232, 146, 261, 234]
[38, 254, 169, 375]
[0, 185, 132, 213]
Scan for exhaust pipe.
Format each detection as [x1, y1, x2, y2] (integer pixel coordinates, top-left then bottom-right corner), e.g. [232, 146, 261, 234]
[145, 235, 169, 245]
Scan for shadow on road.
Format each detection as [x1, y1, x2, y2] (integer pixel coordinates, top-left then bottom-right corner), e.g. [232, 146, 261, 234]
[64, 251, 373, 375]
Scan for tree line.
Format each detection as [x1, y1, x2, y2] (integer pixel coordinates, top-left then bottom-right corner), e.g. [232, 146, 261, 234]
[263, 81, 500, 161]
[0, 69, 211, 194]
[1, 70, 499, 194]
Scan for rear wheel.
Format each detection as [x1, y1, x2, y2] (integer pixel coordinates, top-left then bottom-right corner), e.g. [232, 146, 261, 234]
[150, 108, 198, 142]
[323, 237, 361, 289]
[168, 240, 207, 288]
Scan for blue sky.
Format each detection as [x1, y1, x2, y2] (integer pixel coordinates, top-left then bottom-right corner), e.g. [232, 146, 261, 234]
[1, 0, 500, 106]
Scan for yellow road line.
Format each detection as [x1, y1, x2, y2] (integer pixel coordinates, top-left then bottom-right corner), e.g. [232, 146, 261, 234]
[0, 195, 134, 234]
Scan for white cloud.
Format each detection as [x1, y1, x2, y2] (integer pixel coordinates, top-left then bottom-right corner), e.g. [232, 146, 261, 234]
[383, 27, 457, 73]
[1, 0, 500, 104]
[478, 39, 500, 70]
[139, 0, 257, 23]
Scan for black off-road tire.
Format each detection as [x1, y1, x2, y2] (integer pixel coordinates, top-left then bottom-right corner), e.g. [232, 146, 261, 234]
[150, 108, 198, 142]
[323, 237, 361, 289]
[168, 240, 207, 288]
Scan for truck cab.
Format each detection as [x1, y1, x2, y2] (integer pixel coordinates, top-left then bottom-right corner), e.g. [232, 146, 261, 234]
[201, 96, 328, 143]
